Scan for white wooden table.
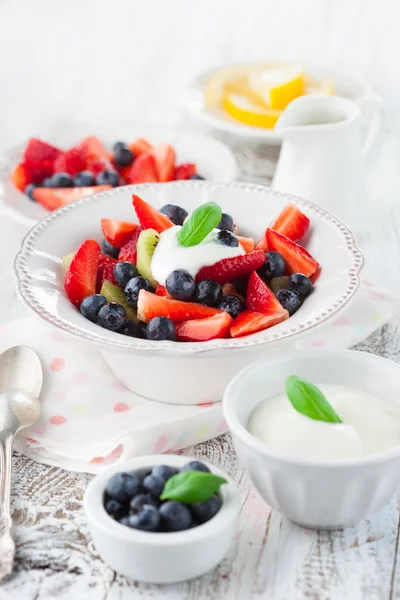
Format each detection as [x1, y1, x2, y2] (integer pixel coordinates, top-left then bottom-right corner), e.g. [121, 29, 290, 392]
[1, 1, 400, 597]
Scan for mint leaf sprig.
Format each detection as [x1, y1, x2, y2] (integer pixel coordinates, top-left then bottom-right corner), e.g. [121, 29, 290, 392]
[160, 471, 227, 504]
[177, 202, 222, 247]
[285, 376, 342, 424]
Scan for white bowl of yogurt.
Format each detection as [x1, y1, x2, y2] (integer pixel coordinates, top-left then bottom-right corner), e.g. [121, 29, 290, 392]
[223, 349, 400, 529]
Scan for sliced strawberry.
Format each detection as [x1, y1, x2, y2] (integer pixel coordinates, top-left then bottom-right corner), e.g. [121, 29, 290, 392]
[96, 254, 118, 292]
[246, 270, 284, 314]
[101, 219, 139, 248]
[155, 284, 169, 297]
[174, 163, 197, 180]
[230, 309, 289, 338]
[195, 250, 265, 285]
[118, 227, 142, 264]
[222, 282, 245, 303]
[257, 204, 310, 250]
[86, 155, 115, 176]
[11, 160, 54, 191]
[33, 185, 111, 211]
[176, 312, 233, 342]
[266, 229, 320, 282]
[151, 143, 176, 182]
[237, 236, 255, 253]
[117, 165, 132, 183]
[64, 239, 100, 307]
[23, 138, 62, 162]
[80, 135, 108, 160]
[137, 290, 221, 323]
[54, 148, 86, 175]
[132, 194, 174, 233]
[127, 152, 159, 183]
[128, 138, 153, 156]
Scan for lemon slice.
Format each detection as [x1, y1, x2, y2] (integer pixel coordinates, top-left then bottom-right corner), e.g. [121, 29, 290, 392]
[223, 93, 282, 129]
[205, 63, 268, 107]
[248, 67, 305, 110]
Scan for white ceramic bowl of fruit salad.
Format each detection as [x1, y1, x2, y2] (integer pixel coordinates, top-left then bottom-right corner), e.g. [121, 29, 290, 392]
[15, 181, 363, 405]
[84, 454, 240, 583]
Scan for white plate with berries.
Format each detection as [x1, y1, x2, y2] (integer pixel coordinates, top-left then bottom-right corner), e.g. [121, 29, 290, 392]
[15, 181, 363, 404]
[0, 123, 238, 227]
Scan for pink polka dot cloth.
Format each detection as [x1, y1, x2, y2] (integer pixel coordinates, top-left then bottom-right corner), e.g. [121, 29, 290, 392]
[5, 281, 399, 473]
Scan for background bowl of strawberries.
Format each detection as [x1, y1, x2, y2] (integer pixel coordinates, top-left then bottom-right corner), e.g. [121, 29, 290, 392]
[0, 123, 238, 226]
[14, 181, 363, 404]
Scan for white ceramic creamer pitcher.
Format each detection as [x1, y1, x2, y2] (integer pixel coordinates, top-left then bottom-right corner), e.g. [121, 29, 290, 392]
[272, 94, 380, 227]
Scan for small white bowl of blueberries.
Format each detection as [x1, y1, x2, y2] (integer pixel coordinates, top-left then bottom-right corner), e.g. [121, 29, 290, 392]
[84, 454, 240, 583]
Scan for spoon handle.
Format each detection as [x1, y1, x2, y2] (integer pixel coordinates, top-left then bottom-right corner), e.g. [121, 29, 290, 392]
[0, 433, 15, 581]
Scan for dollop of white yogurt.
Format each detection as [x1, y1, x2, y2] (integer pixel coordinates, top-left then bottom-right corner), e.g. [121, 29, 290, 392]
[247, 384, 400, 460]
[150, 226, 245, 286]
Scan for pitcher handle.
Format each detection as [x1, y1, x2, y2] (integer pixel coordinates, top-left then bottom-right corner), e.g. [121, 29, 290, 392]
[361, 93, 385, 160]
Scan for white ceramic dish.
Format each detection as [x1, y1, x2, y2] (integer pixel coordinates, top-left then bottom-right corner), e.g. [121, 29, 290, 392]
[0, 123, 238, 226]
[84, 454, 240, 583]
[184, 61, 384, 144]
[223, 349, 400, 530]
[14, 181, 363, 405]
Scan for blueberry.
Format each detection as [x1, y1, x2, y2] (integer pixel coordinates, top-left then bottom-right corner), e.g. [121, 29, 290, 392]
[151, 464, 176, 481]
[42, 177, 53, 187]
[119, 516, 130, 526]
[80, 294, 107, 322]
[159, 501, 192, 531]
[146, 317, 176, 341]
[129, 505, 161, 532]
[73, 170, 95, 186]
[217, 230, 238, 248]
[97, 302, 127, 331]
[124, 276, 153, 307]
[160, 204, 188, 226]
[114, 262, 139, 289]
[180, 460, 210, 473]
[258, 251, 286, 281]
[143, 474, 165, 498]
[194, 280, 222, 307]
[50, 172, 74, 188]
[105, 472, 142, 502]
[121, 320, 146, 338]
[102, 238, 120, 259]
[114, 146, 134, 167]
[105, 499, 126, 520]
[24, 183, 37, 201]
[190, 174, 205, 180]
[96, 170, 119, 187]
[269, 276, 290, 294]
[165, 270, 195, 300]
[112, 141, 126, 153]
[232, 276, 249, 296]
[216, 213, 234, 232]
[275, 289, 302, 316]
[288, 273, 313, 299]
[191, 495, 222, 523]
[218, 295, 245, 318]
[130, 493, 159, 513]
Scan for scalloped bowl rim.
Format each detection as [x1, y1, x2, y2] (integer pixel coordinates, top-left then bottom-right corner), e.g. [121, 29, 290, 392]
[14, 181, 364, 355]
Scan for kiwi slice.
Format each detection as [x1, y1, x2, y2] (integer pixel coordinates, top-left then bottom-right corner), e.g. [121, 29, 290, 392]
[61, 252, 75, 275]
[100, 281, 139, 322]
[136, 229, 160, 288]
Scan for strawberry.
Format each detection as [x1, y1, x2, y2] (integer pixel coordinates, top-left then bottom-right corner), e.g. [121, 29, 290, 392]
[118, 227, 142, 263]
[11, 160, 54, 191]
[64, 239, 100, 307]
[101, 218, 139, 248]
[23, 138, 62, 163]
[96, 254, 117, 292]
[151, 143, 176, 182]
[230, 309, 289, 338]
[176, 312, 233, 342]
[86, 155, 115, 176]
[221, 282, 245, 303]
[257, 204, 310, 250]
[80, 135, 108, 159]
[195, 250, 265, 285]
[246, 270, 284, 314]
[155, 284, 169, 297]
[174, 163, 196, 180]
[137, 290, 222, 323]
[54, 148, 86, 175]
[128, 138, 153, 156]
[33, 185, 111, 211]
[132, 194, 174, 233]
[127, 152, 159, 183]
[266, 229, 320, 282]
[237, 236, 255, 253]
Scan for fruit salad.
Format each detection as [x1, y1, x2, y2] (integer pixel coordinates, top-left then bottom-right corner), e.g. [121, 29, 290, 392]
[10, 136, 204, 211]
[63, 194, 320, 342]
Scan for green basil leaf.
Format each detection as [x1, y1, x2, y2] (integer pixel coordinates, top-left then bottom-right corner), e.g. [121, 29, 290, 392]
[285, 375, 342, 424]
[177, 202, 222, 247]
[160, 471, 227, 504]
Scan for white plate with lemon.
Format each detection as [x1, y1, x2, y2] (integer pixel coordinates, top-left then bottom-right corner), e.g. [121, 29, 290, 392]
[184, 62, 383, 143]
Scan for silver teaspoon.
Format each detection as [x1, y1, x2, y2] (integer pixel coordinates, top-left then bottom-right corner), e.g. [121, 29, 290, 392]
[0, 346, 42, 581]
